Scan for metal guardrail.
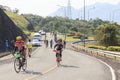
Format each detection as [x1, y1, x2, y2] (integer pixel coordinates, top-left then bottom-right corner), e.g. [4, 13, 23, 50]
[71, 41, 120, 60]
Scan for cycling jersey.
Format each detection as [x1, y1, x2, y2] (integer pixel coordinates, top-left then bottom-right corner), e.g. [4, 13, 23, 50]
[54, 43, 63, 58]
[27, 42, 32, 49]
[14, 40, 25, 51]
[54, 44, 63, 50]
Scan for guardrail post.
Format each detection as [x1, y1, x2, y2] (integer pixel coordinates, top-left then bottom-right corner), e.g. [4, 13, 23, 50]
[77, 43, 79, 51]
[104, 54, 106, 57]
[96, 52, 98, 56]
[77, 45, 79, 51]
[90, 51, 92, 54]
[85, 49, 87, 53]
[114, 56, 116, 60]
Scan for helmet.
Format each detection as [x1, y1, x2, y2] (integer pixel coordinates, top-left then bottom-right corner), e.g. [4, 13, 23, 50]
[28, 39, 31, 42]
[16, 36, 22, 41]
[57, 38, 62, 43]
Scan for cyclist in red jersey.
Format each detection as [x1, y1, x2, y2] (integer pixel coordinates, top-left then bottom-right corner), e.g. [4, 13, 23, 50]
[14, 36, 26, 61]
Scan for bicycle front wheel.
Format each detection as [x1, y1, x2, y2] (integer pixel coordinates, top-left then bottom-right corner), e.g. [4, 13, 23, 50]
[14, 58, 21, 73]
[57, 61, 61, 67]
[22, 59, 27, 71]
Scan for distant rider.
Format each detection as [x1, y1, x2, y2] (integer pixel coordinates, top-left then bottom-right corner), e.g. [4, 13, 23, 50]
[50, 39, 53, 48]
[26, 39, 33, 57]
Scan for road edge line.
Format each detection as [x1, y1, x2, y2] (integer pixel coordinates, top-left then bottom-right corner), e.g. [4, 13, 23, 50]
[97, 59, 116, 80]
[42, 65, 57, 74]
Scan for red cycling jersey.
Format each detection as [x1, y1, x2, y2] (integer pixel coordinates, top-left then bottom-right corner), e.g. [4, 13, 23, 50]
[14, 40, 25, 51]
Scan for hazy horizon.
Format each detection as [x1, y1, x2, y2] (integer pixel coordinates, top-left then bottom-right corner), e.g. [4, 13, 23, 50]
[0, 0, 120, 16]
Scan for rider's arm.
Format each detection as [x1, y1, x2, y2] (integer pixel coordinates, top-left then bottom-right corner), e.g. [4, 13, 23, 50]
[54, 44, 57, 50]
[14, 46, 18, 52]
[13, 42, 18, 53]
[21, 40, 25, 51]
[58, 44, 63, 51]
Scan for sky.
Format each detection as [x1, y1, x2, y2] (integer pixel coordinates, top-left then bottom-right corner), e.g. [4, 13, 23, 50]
[0, 0, 120, 16]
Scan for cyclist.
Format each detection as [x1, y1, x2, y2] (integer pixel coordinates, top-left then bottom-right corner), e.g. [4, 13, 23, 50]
[45, 39, 48, 48]
[26, 39, 33, 57]
[50, 39, 53, 48]
[14, 36, 26, 61]
[54, 38, 63, 61]
[63, 40, 66, 49]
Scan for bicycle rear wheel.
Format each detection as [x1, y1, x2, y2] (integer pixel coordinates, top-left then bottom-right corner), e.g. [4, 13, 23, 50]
[56, 54, 61, 67]
[14, 58, 21, 73]
[57, 61, 61, 67]
[22, 59, 27, 71]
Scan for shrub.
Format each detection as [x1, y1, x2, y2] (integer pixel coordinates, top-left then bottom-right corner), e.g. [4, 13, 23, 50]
[87, 45, 106, 50]
[75, 32, 83, 37]
[73, 36, 80, 39]
[107, 46, 120, 51]
[26, 32, 31, 36]
[69, 31, 76, 36]
[67, 34, 74, 37]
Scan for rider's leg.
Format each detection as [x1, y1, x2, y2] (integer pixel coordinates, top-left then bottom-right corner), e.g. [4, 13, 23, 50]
[60, 51, 62, 61]
[22, 50, 26, 63]
[56, 54, 58, 61]
[28, 48, 31, 57]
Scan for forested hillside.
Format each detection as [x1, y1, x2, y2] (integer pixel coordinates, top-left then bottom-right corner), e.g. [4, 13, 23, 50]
[0, 7, 34, 51]
[5, 11, 34, 31]
[24, 14, 120, 46]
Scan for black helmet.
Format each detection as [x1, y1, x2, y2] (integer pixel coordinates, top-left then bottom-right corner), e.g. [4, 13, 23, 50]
[28, 39, 31, 42]
[57, 38, 62, 43]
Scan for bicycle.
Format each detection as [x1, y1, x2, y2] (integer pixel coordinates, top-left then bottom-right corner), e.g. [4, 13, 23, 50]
[14, 51, 27, 73]
[54, 50, 61, 67]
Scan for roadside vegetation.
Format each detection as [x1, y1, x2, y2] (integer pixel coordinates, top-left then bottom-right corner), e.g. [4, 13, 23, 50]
[23, 14, 120, 52]
[5, 11, 29, 31]
[87, 23, 120, 52]
[4, 10, 34, 37]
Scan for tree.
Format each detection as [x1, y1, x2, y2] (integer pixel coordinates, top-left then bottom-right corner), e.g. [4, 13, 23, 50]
[13, 8, 19, 14]
[95, 23, 119, 46]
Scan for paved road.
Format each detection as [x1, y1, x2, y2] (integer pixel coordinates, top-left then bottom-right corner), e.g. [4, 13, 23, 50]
[0, 34, 113, 80]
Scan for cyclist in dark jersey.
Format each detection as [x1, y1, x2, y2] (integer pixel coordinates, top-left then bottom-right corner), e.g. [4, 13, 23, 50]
[54, 38, 63, 61]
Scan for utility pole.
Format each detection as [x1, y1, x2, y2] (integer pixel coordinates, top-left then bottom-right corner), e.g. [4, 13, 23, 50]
[83, 0, 86, 47]
[57, 5, 67, 40]
[67, 0, 72, 19]
[88, 7, 95, 20]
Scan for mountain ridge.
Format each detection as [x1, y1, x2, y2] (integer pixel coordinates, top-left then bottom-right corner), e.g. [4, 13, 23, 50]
[49, 2, 120, 23]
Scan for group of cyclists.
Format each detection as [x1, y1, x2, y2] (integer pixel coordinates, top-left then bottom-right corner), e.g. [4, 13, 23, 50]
[13, 34, 66, 63]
